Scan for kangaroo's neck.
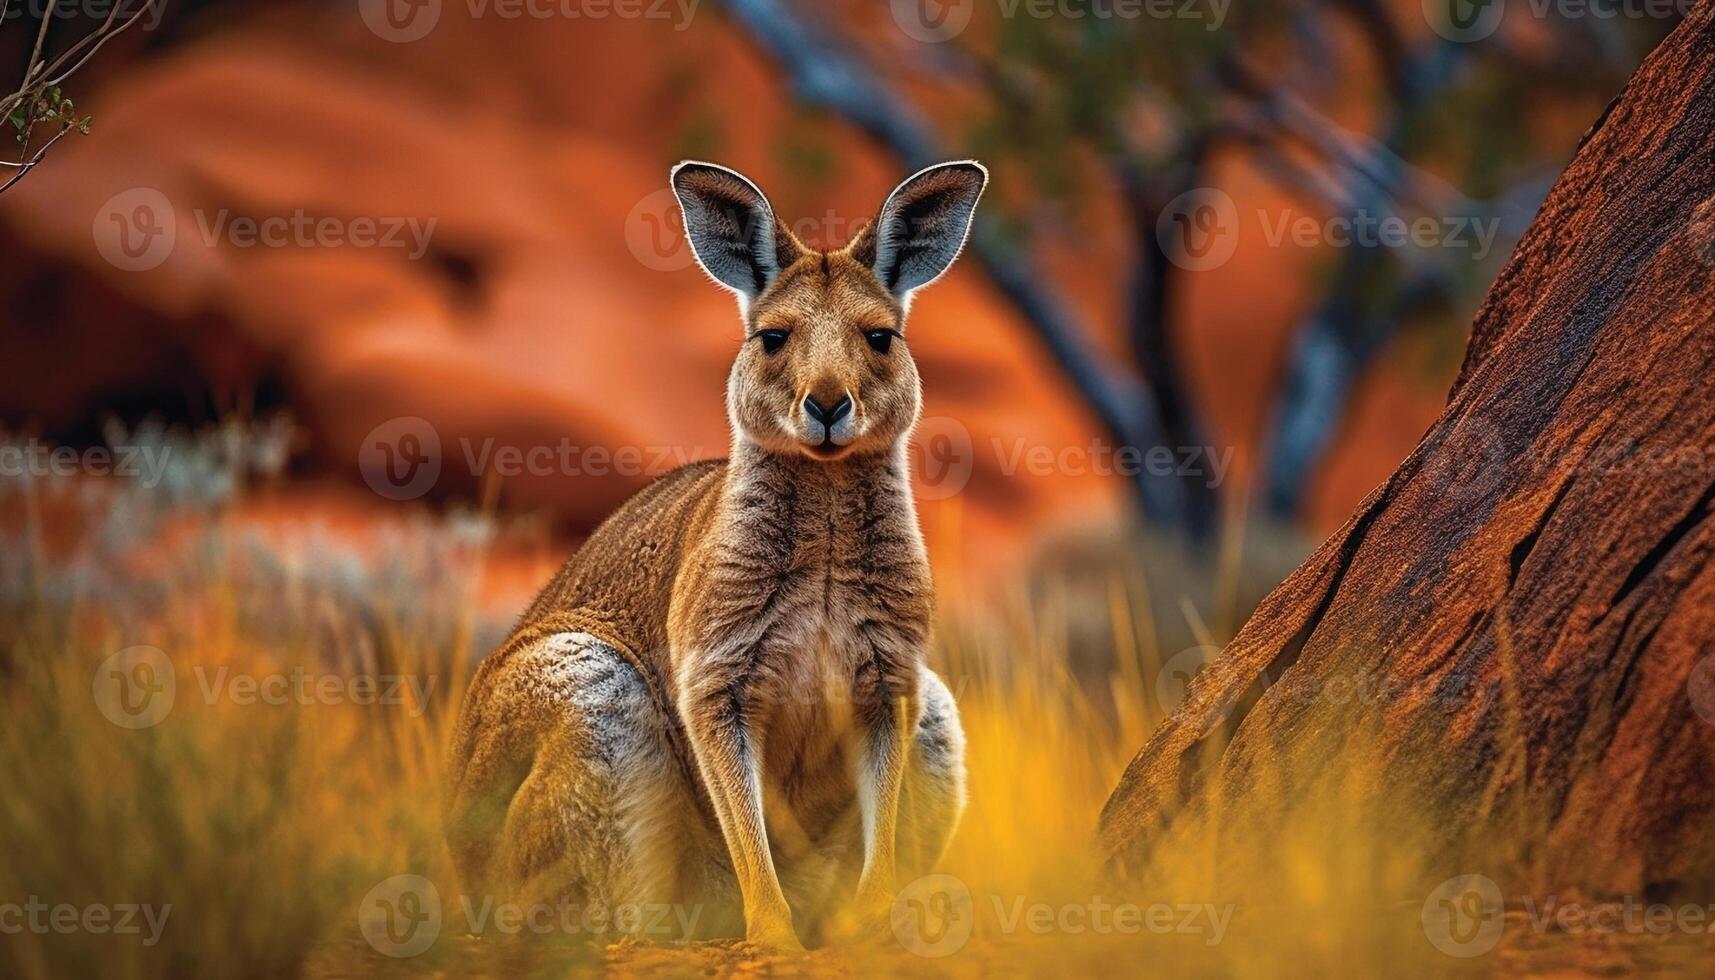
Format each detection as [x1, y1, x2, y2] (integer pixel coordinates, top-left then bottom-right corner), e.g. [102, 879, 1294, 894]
[706, 439, 931, 618]
[725, 440, 915, 510]
[720, 439, 922, 556]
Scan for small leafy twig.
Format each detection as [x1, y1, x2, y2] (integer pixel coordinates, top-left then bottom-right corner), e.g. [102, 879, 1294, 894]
[0, 121, 78, 194]
[0, 0, 165, 195]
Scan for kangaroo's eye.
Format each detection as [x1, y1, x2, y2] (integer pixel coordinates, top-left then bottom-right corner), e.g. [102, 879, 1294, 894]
[755, 330, 789, 355]
[865, 329, 896, 355]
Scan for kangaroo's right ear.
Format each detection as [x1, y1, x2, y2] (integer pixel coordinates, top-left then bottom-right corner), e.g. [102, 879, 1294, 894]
[671, 162, 802, 305]
[849, 161, 987, 300]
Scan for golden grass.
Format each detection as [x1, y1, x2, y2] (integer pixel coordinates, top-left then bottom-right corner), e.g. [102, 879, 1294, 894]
[2, 463, 1710, 978]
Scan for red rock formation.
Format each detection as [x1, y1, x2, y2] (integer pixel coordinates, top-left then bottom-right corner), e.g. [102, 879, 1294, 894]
[0, 8, 1130, 576]
[1099, 5, 1715, 896]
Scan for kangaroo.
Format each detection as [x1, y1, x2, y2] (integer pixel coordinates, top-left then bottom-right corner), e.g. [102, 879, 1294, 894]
[444, 160, 986, 950]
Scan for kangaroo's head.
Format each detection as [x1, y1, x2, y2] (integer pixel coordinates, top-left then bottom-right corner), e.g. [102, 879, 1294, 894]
[672, 160, 987, 462]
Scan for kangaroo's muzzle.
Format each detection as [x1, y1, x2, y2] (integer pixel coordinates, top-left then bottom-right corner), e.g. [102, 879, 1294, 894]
[798, 390, 860, 457]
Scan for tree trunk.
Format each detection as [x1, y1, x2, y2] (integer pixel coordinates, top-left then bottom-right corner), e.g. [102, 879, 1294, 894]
[1099, 4, 1715, 899]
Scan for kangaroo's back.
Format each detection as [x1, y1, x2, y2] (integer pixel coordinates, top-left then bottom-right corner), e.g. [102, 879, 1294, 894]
[443, 459, 729, 910]
[519, 458, 726, 669]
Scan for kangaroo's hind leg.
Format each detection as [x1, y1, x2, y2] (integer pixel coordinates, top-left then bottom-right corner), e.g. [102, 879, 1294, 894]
[817, 662, 965, 944]
[446, 631, 714, 938]
[895, 664, 967, 879]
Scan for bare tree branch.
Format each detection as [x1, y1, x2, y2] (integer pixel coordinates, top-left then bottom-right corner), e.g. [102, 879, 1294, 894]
[45, 0, 159, 87]
[1250, 12, 1479, 515]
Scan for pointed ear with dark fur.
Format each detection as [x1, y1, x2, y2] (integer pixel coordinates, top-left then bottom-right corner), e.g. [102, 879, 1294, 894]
[671, 161, 803, 303]
[848, 161, 987, 299]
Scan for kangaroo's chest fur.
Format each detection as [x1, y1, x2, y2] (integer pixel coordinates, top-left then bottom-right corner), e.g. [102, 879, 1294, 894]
[670, 447, 933, 835]
[521, 449, 932, 843]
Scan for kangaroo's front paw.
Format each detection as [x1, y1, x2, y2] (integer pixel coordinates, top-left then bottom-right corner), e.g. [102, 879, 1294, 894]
[743, 917, 805, 953]
[854, 878, 898, 922]
[824, 889, 896, 947]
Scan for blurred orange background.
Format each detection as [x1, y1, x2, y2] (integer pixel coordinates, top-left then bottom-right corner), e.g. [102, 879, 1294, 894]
[0, 0, 1665, 609]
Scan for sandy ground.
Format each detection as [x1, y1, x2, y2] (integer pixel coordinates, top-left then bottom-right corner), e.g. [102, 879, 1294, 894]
[303, 918, 1715, 979]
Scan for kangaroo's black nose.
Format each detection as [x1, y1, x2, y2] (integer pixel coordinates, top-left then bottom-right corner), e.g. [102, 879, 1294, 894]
[803, 393, 853, 427]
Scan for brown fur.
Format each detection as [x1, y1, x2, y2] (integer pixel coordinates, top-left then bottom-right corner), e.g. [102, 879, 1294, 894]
[445, 162, 985, 949]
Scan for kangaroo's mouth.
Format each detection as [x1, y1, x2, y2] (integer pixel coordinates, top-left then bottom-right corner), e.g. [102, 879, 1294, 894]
[804, 437, 850, 460]
[795, 414, 860, 460]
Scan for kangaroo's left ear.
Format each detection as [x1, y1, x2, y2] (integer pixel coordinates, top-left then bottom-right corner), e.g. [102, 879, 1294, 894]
[671, 161, 804, 304]
[849, 161, 988, 299]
